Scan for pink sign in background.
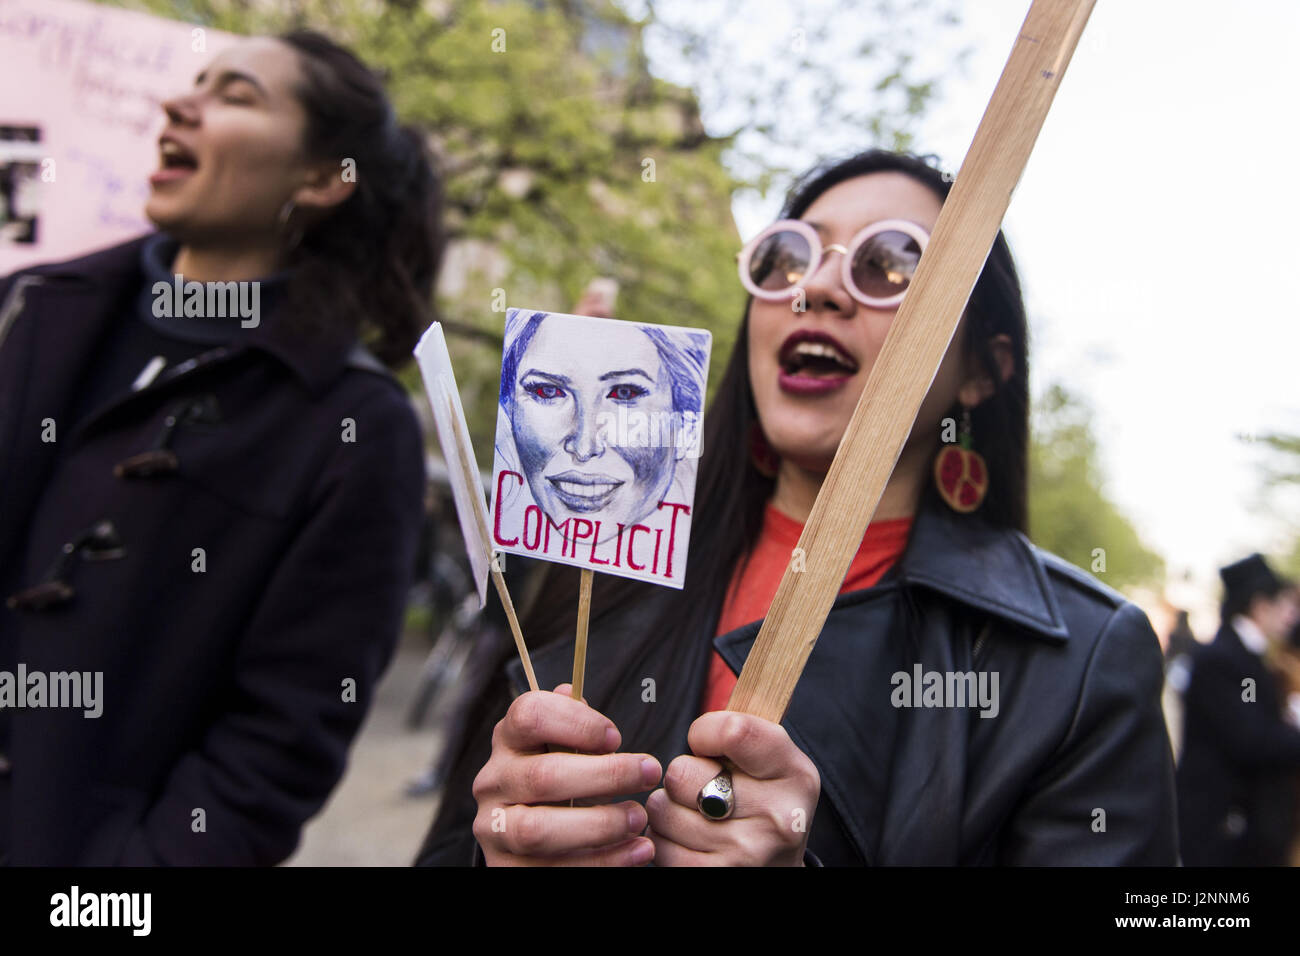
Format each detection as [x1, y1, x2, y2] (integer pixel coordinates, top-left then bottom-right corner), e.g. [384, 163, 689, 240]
[0, 0, 234, 275]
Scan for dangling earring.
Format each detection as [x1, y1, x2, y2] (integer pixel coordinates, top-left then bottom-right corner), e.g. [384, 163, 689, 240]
[278, 200, 304, 251]
[749, 422, 780, 478]
[934, 405, 988, 513]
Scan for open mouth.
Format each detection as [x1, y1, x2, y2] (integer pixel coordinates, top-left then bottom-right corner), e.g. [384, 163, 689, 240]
[150, 136, 199, 185]
[776, 330, 859, 396]
[546, 471, 625, 513]
[779, 331, 859, 378]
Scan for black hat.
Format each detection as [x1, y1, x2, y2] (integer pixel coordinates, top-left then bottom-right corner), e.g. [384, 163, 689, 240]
[1220, 553, 1286, 606]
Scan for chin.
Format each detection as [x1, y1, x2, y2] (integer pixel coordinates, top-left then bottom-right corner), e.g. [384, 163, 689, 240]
[766, 418, 845, 466]
[769, 432, 837, 473]
[781, 450, 836, 475]
[143, 201, 182, 233]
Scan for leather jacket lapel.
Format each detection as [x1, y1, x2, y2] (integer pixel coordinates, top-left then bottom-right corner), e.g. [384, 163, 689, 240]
[899, 504, 1068, 642]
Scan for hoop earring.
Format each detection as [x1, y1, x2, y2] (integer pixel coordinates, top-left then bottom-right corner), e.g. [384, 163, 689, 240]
[278, 200, 304, 251]
[934, 405, 988, 513]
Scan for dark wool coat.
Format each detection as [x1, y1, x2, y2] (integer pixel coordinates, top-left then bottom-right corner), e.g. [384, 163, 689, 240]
[0, 236, 425, 864]
[1177, 623, 1300, 866]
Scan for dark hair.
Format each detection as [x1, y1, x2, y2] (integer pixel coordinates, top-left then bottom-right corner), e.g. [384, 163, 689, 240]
[277, 30, 445, 367]
[443, 149, 1032, 760]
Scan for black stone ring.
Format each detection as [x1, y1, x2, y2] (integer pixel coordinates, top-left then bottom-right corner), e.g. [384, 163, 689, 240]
[697, 769, 734, 821]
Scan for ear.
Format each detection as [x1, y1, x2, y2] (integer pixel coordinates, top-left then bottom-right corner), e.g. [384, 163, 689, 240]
[957, 333, 1015, 407]
[291, 159, 357, 216]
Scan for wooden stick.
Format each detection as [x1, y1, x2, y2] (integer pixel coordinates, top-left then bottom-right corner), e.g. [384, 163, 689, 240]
[571, 569, 594, 700]
[442, 383, 539, 692]
[492, 560, 538, 692]
[727, 0, 1096, 723]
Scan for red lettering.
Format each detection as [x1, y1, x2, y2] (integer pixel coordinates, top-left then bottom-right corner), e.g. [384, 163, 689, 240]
[627, 524, 650, 571]
[522, 505, 542, 551]
[657, 501, 692, 577]
[493, 470, 523, 546]
[571, 519, 594, 558]
[588, 521, 610, 565]
[612, 524, 625, 567]
[544, 514, 570, 555]
[652, 528, 663, 575]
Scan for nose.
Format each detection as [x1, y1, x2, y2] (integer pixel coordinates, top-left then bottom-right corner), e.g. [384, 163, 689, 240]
[800, 243, 856, 318]
[161, 91, 200, 128]
[562, 402, 606, 462]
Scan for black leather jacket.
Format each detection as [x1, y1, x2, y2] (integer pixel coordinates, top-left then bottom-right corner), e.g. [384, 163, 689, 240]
[417, 500, 1179, 865]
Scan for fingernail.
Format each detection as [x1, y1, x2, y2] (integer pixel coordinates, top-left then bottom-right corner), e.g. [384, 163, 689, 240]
[629, 838, 654, 866]
[640, 757, 660, 786]
[627, 805, 645, 833]
[604, 727, 620, 751]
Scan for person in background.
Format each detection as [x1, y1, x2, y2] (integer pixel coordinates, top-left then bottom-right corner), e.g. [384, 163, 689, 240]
[0, 30, 442, 864]
[1165, 609, 1198, 668]
[1178, 554, 1300, 865]
[1161, 608, 1198, 763]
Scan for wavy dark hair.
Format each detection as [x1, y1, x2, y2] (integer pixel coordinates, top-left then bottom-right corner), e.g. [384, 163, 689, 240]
[277, 30, 445, 367]
[433, 149, 1031, 782]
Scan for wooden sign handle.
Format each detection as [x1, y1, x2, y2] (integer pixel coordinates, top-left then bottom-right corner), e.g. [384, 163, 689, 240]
[727, 0, 1096, 723]
[441, 383, 539, 692]
[571, 569, 594, 700]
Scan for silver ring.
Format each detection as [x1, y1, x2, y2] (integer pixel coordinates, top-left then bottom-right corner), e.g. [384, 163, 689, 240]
[697, 769, 734, 821]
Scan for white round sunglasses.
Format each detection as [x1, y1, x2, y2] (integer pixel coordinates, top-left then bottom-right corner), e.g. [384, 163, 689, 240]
[737, 218, 930, 309]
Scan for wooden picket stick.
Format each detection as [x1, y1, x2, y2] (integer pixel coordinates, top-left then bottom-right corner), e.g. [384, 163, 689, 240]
[442, 383, 539, 693]
[727, 0, 1096, 723]
[571, 569, 595, 700]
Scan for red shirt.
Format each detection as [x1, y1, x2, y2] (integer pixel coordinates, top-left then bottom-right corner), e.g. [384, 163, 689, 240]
[699, 503, 912, 714]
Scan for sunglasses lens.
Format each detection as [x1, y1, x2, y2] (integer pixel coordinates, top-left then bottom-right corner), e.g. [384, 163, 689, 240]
[851, 230, 922, 301]
[747, 229, 812, 293]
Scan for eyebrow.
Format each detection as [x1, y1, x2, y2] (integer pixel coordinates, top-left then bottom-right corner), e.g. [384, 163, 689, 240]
[520, 369, 572, 385]
[599, 368, 653, 382]
[194, 69, 270, 99]
[805, 218, 928, 234]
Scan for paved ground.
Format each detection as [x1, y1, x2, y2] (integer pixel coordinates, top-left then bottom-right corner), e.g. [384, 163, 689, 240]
[285, 628, 453, 867]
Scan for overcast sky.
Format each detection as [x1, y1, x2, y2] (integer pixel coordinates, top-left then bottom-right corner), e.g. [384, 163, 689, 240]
[694, 0, 1299, 625]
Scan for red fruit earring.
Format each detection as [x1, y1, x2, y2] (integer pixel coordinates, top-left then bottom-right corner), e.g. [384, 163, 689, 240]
[934, 406, 988, 513]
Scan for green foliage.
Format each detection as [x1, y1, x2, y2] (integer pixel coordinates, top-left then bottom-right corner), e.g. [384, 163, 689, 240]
[112, 0, 961, 450]
[121, 0, 745, 447]
[1028, 383, 1165, 592]
[1255, 431, 1300, 487]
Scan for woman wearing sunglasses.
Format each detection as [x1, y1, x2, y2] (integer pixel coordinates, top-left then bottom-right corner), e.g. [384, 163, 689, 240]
[416, 149, 1177, 866]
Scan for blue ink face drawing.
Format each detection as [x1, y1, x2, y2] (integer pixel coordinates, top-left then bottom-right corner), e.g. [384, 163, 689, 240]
[501, 311, 707, 540]
[493, 310, 711, 587]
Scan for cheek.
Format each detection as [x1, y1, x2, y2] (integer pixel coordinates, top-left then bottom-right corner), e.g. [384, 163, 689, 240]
[747, 304, 784, 370]
[616, 442, 673, 490]
[613, 390, 676, 496]
[205, 115, 301, 196]
[512, 403, 563, 473]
